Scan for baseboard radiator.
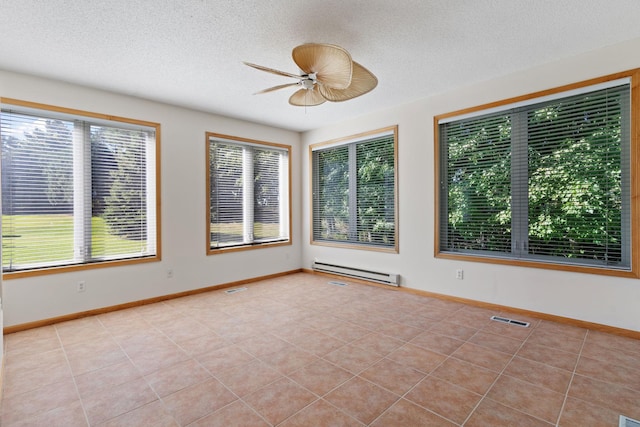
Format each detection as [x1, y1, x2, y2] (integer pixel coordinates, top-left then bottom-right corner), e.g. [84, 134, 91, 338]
[312, 261, 400, 286]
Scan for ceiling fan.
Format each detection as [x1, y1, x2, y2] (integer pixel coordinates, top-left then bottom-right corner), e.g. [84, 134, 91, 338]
[244, 43, 377, 106]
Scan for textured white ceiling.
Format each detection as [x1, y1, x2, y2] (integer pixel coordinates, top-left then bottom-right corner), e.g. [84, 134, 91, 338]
[2, 0, 640, 132]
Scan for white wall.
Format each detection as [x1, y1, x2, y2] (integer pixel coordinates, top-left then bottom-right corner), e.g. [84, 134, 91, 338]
[301, 37, 640, 332]
[3, 37, 640, 332]
[0, 70, 302, 327]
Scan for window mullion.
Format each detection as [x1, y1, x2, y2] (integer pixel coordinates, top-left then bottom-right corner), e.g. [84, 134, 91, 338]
[348, 143, 357, 241]
[619, 90, 631, 267]
[242, 146, 254, 244]
[145, 131, 156, 253]
[511, 111, 528, 258]
[73, 120, 92, 262]
[279, 151, 288, 239]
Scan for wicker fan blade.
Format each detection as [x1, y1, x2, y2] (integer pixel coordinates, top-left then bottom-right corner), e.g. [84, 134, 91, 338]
[289, 87, 326, 106]
[318, 61, 377, 102]
[243, 62, 302, 79]
[292, 43, 352, 90]
[254, 82, 299, 95]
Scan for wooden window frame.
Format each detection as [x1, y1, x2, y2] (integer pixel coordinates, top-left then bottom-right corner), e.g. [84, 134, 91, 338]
[1, 98, 162, 279]
[434, 69, 640, 278]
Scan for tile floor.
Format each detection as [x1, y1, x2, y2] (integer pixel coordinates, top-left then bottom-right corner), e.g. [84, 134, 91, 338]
[1, 272, 640, 426]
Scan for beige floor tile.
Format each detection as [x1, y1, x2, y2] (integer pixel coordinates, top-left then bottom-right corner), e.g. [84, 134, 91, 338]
[432, 357, 499, 395]
[153, 316, 213, 343]
[1, 379, 79, 425]
[279, 399, 363, 427]
[177, 332, 230, 356]
[558, 397, 623, 427]
[580, 340, 640, 371]
[568, 374, 640, 420]
[99, 400, 178, 427]
[188, 400, 269, 427]
[244, 377, 316, 425]
[428, 320, 478, 341]
[406, 376, 481, 424]
[289, 359, 353, 396]
[4, 326, 61, 356]
[235, 333, 292, 358]
[325, 343, 383, 374]
[536, 320, 587, 340]
[445, 306, 495, 328]
[55, 317, 109, 346]
[387, 343, 446, 374]
[325, 377, 399, 424]
[376, 321, 424, 342]
[452, 342, 512, 372]
[81, 377, 157, 425]
[323, 322, 372, 342]
[216, 359, 282, 397]
[371, 398, 457, 427]
[75, 360, 141, 397]
[516, 341, 578, 371]
[487, 375, 565, 424]
[195, 344, 256, 375]
[161, 378, 237, 426]
[468, 330, 524, 354]
[64, 336, 128, 376]
[290, 329, 346, 356]
[3, 352, 72, 398]
[3, 400, 87, 427]
[576, 355, 640, 392]
[504, 356, 573, 393]
[126, 340, 191, 376]
[352, 332, 405, 356]
[526, 329, 584, 354]
[585, 330, 640, 354]
[396, 313, 440, 330]
[359, 359, 426, 395]
[465, 398, 553, 427]
[410, 331, 465, 355]
[259, 345, 319, 374]
[145, 358, 212, 397]
[416, 306, 464, 322]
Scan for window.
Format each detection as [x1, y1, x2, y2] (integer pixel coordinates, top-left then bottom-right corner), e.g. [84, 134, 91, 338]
[311, 126, 398, 252]
[0, 98, 160, 276]
[207, 133, 291, 252]
[436, 71, 639, 276]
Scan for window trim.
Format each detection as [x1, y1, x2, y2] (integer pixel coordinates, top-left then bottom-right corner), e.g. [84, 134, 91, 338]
[433, 69, 640, 278]
[309, 125, 399, 253]
[0, 97, 162, 279]
[205, 132, 292, 255]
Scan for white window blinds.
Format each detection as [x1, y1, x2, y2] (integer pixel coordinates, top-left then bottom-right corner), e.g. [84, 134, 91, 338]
[208, 136, 290, 250]
[312, 128, 397, 250]
[1, 105, 158, 273]
[438, 81, 630, 269]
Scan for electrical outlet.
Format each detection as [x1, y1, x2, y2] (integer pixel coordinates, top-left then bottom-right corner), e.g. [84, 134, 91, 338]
[77, 281, 86, 292]
[455, 269, 464, 280]
[167, 269, 174, 279]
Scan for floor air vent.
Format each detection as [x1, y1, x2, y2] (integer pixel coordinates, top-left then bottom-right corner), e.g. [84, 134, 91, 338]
[312, 261, 400, 286]
[490, 315, 530, 328]
[620, 415, 640, 427]
[328, 281, 348, 287]
[224, 287, 247, 294]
